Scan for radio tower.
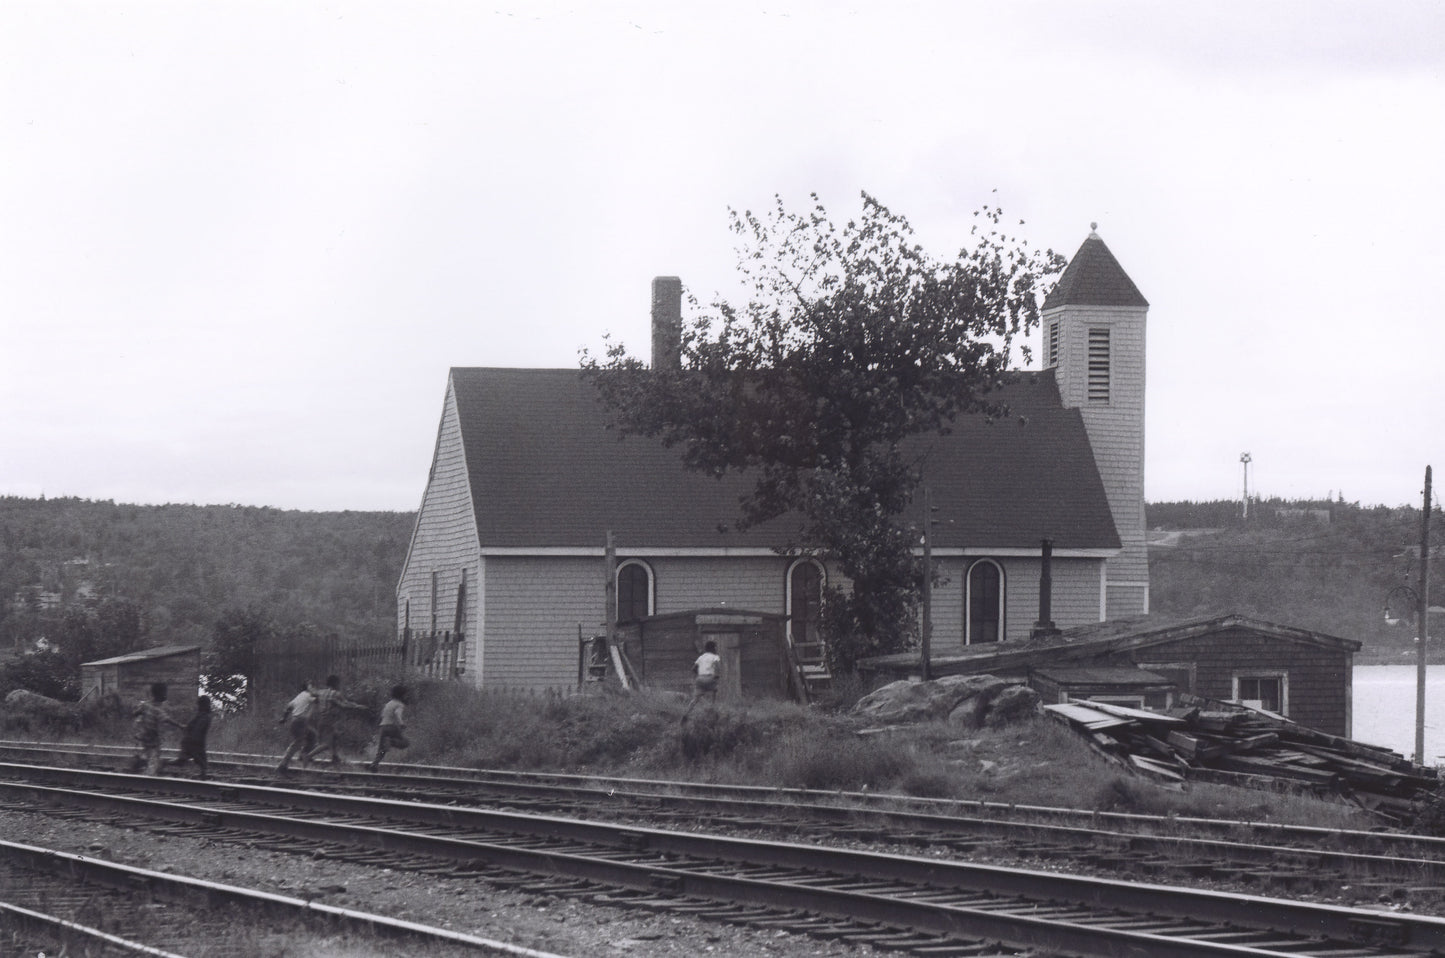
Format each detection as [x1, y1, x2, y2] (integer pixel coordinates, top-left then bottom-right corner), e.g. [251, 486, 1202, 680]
[1240, 452, 1252, 520]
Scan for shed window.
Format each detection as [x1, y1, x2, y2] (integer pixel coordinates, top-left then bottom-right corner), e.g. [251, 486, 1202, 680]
[616, 561, 654, 622]
[1233, 673, 1287, 714]
[1087, 327, 1110, 402]
[966, 560, 1004, 644]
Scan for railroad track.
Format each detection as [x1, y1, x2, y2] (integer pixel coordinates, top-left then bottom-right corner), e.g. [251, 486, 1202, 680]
[0, 834, 567, 957]
[7, 740, 1442, 908]
[4, 759, 1445, 957]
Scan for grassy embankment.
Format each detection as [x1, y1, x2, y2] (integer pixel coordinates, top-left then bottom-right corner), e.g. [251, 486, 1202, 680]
[198, 679, 1368, 829]
[6, 677, 1370, 830]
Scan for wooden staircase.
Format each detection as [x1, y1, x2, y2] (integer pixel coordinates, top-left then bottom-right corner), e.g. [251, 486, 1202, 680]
[786, 634, 833, 703]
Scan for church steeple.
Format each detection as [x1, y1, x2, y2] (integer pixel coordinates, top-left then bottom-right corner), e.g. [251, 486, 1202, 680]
[1043, 228, 1149, 620]
[1043, 226, 1148, 310]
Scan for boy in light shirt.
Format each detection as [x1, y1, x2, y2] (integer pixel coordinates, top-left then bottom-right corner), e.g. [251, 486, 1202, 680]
[682, 640, 721, 721]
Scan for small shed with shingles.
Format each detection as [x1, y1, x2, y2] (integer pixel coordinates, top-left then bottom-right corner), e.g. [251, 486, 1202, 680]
[614, 609, 796, 702]
[81, 645, 202, 705]
[860, 613, 1361, 738]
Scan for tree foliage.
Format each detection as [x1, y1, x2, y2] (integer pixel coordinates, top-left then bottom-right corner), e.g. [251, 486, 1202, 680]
[0, 497, 412, 700]
[583, 193, 1063, 670]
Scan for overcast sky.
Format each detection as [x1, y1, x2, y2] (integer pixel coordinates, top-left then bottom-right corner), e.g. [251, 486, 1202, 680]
[2, 1, 1442, 513]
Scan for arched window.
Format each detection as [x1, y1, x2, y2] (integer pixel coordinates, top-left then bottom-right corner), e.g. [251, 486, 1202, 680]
[616, 561, 654, 622]
[786, 559, 825, 655]
[966, 560, 1004, 644]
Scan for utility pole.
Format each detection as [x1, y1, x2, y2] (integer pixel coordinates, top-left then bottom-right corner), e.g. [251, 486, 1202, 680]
[1240, 452, 1252, 520]
[1415, 466, 1432, 765]
[920, 486, 933, 682]
[605, 531, 617, 654]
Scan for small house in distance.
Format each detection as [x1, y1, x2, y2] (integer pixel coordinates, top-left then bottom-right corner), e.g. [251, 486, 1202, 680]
[861, 613, 1360, 738]
[80, 645, 201, 705]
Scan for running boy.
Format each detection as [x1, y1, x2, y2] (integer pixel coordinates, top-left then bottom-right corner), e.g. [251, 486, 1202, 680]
[169, 695, 213, 779]
[304, 675, 369, 764]
[682, 640, 722, 720]
[131, 682, 184, 775]
[365, 685, 410, 772]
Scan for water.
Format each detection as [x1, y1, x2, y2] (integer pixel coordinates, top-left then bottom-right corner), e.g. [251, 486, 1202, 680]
[1352, 664, 1445, 763]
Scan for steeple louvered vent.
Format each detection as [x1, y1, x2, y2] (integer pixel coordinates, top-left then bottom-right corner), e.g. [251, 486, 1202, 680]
[1087, 328, 1110, 402]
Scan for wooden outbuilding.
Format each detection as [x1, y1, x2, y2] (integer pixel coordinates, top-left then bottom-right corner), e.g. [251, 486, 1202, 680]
[81, 645, 202, 705]
[612, 608, 801, 702]
[861, 613, 1361, 738]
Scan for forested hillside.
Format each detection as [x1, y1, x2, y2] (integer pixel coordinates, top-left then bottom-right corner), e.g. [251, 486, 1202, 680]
[0, 495, 1434, 689]
[0, 497, 415, 657]
[1147, 498, 1436, 662]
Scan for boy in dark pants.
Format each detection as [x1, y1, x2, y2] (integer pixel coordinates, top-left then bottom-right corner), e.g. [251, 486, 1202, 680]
[169, 695, 213, 779]
[130, 682, 184, 775]
[366, 685, 410, 772]
[304, 675, 369, 765]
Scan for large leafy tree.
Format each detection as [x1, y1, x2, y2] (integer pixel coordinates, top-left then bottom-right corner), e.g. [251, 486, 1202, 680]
[583, 193, 1063, 671]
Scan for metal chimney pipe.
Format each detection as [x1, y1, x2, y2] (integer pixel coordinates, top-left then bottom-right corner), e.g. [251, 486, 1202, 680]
[1032, 537, 1060, 639]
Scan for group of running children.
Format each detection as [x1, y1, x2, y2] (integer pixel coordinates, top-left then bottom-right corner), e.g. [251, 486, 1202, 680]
[133, 642, 718, 776]
[129, 678, 411, 778]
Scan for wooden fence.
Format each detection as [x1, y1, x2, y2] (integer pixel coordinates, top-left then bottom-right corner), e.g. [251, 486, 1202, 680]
[249, 630, 464, 703]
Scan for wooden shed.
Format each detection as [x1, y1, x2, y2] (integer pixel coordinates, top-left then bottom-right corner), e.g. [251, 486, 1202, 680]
[614, 608, 801, 702]
[860, 613, 1360, 738]
[81, 645, 202, 705]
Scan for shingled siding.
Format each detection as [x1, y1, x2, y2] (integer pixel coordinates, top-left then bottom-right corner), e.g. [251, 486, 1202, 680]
[1049, 302, 1148, 619]
[483, 555, 605, 690]
[396, 382, 483, 679]
[1129, 626, 1353, 737]
[481, 554, 804, 691]
[931, 556, 1105, 650]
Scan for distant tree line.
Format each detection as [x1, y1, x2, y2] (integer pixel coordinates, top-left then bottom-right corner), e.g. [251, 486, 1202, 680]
[0, 497, 414, 701]
[1, 494, 1437, 701]
[1146, 497, 1440, 660]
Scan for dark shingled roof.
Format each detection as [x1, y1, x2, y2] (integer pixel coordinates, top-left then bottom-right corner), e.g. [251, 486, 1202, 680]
[451, 368, 1120, 552]
[1043, 233, 1148, 310]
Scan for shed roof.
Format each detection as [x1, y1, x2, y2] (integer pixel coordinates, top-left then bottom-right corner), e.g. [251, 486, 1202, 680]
[1042, 232, 1148, 310]
[449, 367, 1120, 553]
[862, 612, 1361, 677]
[81, 645, 202, 667]
[1033, 666, 1171, 686]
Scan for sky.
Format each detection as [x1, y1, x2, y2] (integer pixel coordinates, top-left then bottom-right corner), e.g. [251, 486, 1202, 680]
[2, 1, 1442, 513]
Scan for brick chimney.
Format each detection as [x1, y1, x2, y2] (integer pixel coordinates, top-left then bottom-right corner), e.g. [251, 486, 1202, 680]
[650, 276, 682, 372]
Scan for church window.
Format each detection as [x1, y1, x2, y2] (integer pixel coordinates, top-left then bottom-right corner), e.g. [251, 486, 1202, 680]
[1045, 320, 1060, 369]
[616, 561, 654, 622]
[966, 560, 1004, 644]
[1087, 328, 1110, 402]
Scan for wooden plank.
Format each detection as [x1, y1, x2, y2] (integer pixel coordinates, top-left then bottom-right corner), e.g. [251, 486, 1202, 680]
[1076, 699, 1185, 724]
[1130, 754, 1185, 781]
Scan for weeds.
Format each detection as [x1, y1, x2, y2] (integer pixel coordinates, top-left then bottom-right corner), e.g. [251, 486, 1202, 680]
[4, 679, 1380, 830]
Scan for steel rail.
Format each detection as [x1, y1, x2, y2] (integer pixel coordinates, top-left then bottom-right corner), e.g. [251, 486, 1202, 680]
[0, 900, 187, 957]
[5, 739, 1435, 858]
[0, 836, 571, 958]
[2, 767, 1442, 956]
[5, 749, 1442, 897]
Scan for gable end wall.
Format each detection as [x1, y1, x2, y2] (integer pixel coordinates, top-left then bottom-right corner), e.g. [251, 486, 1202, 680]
[397, 380, 484, 682]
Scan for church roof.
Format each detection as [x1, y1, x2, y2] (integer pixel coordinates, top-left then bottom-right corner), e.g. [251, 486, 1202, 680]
[1043, 232, 1148, 309]
[448, 367, 1120, 553]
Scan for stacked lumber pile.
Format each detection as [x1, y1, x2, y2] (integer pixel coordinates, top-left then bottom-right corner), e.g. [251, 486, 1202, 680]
[1044, 694, 1440, 824]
